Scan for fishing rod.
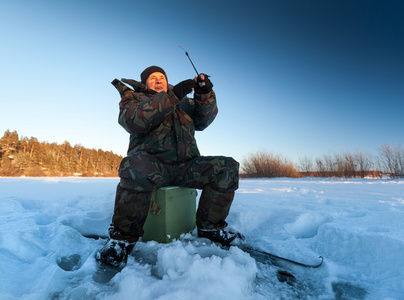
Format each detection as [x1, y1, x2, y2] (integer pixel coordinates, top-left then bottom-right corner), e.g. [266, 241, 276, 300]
[179, 45, 211, 88]
[179, 45, 200, 76]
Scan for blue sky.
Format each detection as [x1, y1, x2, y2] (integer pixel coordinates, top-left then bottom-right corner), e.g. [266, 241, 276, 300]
[1, 0, 403, 165]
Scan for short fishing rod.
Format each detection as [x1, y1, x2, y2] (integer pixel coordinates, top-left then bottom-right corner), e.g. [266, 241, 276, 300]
[179, 45, 200, 76]
[179, 45, 211, 88]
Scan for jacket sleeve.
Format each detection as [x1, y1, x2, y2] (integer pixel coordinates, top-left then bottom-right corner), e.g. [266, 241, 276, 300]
[193, 90, 218, 131]
[118, 90, 180, 134]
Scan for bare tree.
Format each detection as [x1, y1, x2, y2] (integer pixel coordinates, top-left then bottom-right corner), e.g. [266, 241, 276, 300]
[315, 159, 326, 177]
[323, 154, 336, 175]
[296, 156, 314, 174]
[355, 152, 374, 178]
[344, 152, 357, 177]
[379, 144, 404, 178]
[333, 153, 344, 177]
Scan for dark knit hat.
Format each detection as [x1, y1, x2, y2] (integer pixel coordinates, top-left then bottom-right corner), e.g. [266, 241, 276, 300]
[140, 66, 167, 84]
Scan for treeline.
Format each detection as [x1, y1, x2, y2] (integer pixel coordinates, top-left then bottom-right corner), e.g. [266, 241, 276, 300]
[0, 130, 123, 177]
[2, 129, 403, 179]
[241, 146, 404, 179]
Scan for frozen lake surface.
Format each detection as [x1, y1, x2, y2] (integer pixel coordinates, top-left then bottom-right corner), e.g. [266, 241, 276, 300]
[0, 177, 403, 299]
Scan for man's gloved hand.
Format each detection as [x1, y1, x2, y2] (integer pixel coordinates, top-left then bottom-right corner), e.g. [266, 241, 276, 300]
[173, 79, 195, 99]
[194, 74, 213, 94]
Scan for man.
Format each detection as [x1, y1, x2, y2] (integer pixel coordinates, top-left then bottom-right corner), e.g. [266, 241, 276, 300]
[97, 66, 242, 267]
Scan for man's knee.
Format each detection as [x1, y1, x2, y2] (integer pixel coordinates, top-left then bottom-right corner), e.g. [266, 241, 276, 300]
[118, 153, 165, 191]
[226, 157, 239, 177]
[212, 156, 239, 192]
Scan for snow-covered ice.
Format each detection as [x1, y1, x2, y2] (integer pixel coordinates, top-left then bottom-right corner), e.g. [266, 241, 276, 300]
[0, 177, 403, 299]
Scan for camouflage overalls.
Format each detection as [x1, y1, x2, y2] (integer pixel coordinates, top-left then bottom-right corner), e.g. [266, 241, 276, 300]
[110, 80, 239, 243]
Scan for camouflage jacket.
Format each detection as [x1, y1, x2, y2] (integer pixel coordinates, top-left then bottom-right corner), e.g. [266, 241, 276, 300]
[118, 80, 218, 163]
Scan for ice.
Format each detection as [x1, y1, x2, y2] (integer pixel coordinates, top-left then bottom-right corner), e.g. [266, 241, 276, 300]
[0, 177, 403, 299]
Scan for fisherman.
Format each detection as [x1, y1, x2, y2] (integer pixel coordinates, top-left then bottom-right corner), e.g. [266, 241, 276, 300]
[97, 66, 243, 267]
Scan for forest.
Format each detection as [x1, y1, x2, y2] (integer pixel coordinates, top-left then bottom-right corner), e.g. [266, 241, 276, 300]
[0, 130, 122, 177]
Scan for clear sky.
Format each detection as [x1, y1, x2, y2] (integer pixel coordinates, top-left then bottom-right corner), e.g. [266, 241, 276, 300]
[1, 0, 403, 165]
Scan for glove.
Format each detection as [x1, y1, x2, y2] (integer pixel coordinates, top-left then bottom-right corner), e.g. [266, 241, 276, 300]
[173, 79, 195, 99]
[194, 74, 213, 94]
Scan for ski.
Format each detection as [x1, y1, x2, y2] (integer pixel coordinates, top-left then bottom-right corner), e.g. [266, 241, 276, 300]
[184, 233, 323, 284]
[229, 243, 323, 285]
[237, 244, 324, 269]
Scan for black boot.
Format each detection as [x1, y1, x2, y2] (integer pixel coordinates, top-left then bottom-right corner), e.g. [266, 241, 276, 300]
[96, 239, 136, 267]
[198, 222, 245, 247]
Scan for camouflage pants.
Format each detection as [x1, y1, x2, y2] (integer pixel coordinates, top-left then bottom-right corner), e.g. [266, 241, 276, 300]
[110, 153, 239, 242]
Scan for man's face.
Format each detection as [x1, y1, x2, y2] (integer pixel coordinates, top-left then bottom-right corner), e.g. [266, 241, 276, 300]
[145, 72, 167, 93]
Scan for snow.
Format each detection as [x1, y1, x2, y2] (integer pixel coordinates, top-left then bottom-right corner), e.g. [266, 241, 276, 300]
[0, 177, 403, 299]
